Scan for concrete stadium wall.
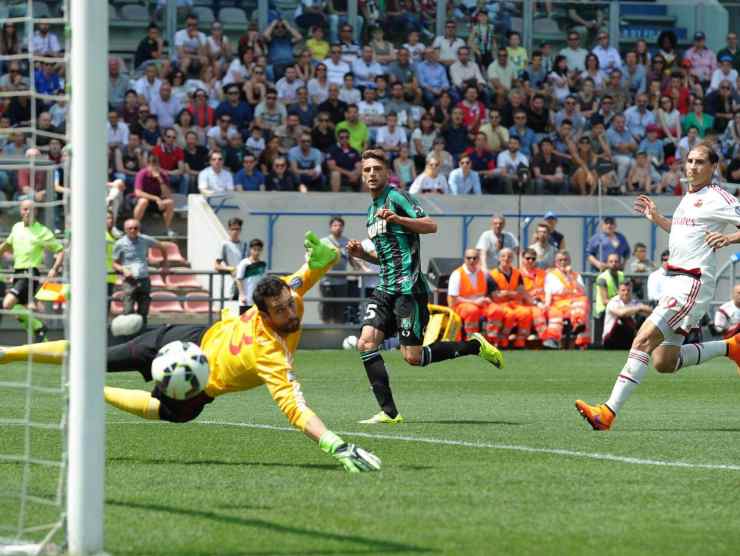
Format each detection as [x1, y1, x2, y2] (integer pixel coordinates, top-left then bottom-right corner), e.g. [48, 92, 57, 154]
[187, 192, 740, 326]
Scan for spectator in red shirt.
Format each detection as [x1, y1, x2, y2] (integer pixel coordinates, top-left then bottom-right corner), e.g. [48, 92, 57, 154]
[152, 127, 186, 193]
[133, 154, 176, 236]
[464, 132, 497, 193]
[457, 84, 487, 133]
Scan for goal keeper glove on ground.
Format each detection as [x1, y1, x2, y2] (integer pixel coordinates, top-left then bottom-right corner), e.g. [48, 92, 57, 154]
[319, 430, 382, 473]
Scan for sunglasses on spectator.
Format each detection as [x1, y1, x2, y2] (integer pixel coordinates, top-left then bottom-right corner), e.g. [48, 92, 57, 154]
[465, 256, 479, 260]
[253, 70, 264, 75]
[524, 256, 536, 261]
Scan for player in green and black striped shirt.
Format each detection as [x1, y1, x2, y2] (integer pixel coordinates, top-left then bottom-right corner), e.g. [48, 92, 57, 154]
[347, 149, 504, 424]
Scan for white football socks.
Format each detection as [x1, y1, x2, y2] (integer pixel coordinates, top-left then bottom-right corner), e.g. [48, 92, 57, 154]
[605, 349, 649, 414]
[675, 341, 728, 370]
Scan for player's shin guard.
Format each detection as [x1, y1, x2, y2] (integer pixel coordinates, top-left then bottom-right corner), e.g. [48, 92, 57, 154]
[420, 340, 479, 366]
[104, 386, 161, 420]
[360, 349, 399, 419]
[0, 340, 68, 364]
[605, 349, 649, 414]
[675, 341, 728, 370]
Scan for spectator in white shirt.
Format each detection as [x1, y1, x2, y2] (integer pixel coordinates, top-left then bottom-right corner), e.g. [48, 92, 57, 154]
[449, 46, 487, 92]
[323, 45, 351, 85]
[713, 284, 740, 338]
[432, 21, 465, 66]
[559, 31, 589, 73]
[357, 86, 385, 129]
[107, 110, 129, 149]
[338, 73, 362, 104]
[198, 151, 234, 195]
[134, 64, 163, 105]
[374, 112, 407, 158]
[174, 13, 208, 75]
[276, 66, 305, 105]
[149, 83, 182, 130]
[591, 32, 622, 72]
[602, 282, 652, 349]
[709, 55, 739, 92]
[448, 155, 482, 195]
[409, 157, 448, 194]
[207, 114, 240, 150]
[496, 136, 530, 193]
[352, 46, 383, 89]
[29, 23, 61, 56]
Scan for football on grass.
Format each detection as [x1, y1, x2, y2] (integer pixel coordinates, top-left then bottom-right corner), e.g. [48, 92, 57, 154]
[151, 341, 210, 400]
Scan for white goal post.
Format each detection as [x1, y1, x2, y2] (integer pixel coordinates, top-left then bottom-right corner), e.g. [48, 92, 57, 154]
[67, 0, 108, 555]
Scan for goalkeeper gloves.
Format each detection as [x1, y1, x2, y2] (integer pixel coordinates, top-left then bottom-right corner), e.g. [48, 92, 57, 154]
[319, 430, 382, 473]
[304, 231, 338, 269]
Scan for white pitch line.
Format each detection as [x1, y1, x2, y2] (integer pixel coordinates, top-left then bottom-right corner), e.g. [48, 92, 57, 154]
[109, 419, 740, 472]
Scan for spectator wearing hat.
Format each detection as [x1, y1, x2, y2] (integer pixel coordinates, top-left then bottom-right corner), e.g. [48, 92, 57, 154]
[586, 216, 630, 272]
[543, 212, 565, 250]
[717, 32, 740, 73]
[705, 78, 737, 134]
[683, 32, 718, 87]
[709, 55, 739, 93]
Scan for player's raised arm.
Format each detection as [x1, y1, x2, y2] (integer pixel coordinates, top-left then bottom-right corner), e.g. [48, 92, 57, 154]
[635, 194, 671, 233]
[281, 231, 339, 297]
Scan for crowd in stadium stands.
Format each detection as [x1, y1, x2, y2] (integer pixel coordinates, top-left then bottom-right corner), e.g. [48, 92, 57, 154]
[2, 4, 740, 214]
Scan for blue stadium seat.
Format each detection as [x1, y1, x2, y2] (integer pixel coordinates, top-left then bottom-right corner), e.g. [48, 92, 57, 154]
[192, 6, 215, 24]
[218, 7, 247, 25]
[119, 3, 150, 21]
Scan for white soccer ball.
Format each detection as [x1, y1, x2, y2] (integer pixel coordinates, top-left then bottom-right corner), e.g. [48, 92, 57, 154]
[342, 335, 358, 350]
[151, 341, 210, 400]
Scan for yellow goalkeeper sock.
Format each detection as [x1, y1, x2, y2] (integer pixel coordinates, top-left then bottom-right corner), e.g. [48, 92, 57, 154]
[0, 340, 68, 364]
[104, 387, 161, 420]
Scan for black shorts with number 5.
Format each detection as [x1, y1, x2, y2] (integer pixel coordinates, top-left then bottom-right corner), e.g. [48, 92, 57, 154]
[362, 290, 430, 346]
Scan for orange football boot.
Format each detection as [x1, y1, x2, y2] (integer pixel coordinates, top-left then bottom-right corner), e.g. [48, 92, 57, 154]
[575, 400, 615, 431]
[726, 333, 740, 377]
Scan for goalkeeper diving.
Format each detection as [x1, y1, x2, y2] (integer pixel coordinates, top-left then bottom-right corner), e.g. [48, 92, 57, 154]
[0, 232, 381, 473]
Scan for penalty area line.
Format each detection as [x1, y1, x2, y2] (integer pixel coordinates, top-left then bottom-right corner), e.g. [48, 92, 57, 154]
[109, 419, 740, 472]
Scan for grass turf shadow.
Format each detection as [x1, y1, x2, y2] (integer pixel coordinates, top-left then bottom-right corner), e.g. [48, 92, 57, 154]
[107, 499, 436, 555]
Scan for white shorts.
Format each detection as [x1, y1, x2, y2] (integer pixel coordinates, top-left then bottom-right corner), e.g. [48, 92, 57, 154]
[647, 274, 712, 347]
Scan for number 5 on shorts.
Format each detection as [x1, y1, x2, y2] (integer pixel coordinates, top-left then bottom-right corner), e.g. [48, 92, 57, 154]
[364, 303, 377, 321]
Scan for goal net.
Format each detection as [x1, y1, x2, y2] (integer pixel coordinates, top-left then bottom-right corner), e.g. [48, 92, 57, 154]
[0, 1, 107, 554]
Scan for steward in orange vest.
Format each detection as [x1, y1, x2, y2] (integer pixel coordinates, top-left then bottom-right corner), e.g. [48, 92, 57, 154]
[543, 250, 590, 349]
[484, 248, 533, 348]
[447, 249, 491, 338]
[519, 247, 548, 340]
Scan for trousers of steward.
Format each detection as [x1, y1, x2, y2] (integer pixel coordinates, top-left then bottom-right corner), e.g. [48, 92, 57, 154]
[484, 268, 532, 348]
[520, 266, 548, 340]
[544, 269, 590, 347]
[450, 265, 488, 338]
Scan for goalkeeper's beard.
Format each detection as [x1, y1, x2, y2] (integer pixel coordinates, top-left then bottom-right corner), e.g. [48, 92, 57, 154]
[275, 318, 301, 334]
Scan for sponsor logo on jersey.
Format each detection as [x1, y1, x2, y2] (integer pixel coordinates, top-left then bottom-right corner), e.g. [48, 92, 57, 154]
[694, 199, 703, 208]
[367, 218, 387, 238]
[672, 216, 697, 226]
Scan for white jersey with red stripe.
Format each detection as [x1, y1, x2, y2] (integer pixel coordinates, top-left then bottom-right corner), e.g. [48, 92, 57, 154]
[667, 183, 740, 283]
[714, 300, 740, 332]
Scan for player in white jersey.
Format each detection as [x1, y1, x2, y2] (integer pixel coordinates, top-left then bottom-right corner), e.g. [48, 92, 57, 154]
[714, 284, 740, 339]
[576, 143, 740, 430]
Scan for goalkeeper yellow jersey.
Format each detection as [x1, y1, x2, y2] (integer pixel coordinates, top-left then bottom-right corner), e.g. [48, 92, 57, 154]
[198, 260, 330, 431]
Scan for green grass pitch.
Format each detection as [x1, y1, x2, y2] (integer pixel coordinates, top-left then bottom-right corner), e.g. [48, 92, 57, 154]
[3, 349, 740, 555]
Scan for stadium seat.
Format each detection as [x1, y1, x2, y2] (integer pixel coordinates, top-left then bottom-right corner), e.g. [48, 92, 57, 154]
[165, 273, 202, 290]
[148, 242, 188, 266]
[119, 3, 150, 21]
[192, 6, 214, 24]
[183, 291, 212, 314]
[31, 1, 50, 18]
[218, 7, 247, 25]
[149, 273, 166, 289]
[149, 292, 184, 314]
[163, 242, 188, 266]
